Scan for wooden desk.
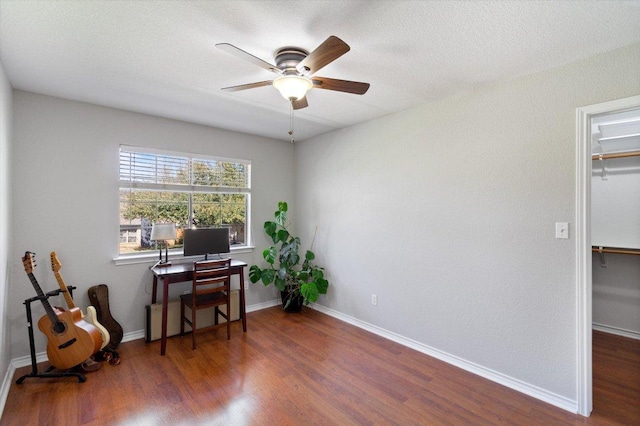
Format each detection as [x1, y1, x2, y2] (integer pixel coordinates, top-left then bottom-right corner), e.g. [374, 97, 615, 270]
[151, 259, 247, 355]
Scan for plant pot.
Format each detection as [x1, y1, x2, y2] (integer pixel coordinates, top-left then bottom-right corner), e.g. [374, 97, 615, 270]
[280, 291, 304, 313]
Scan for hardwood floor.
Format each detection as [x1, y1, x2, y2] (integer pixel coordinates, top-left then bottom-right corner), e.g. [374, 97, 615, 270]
[2, 307, 638, 425]
[591, 330, 640, 424]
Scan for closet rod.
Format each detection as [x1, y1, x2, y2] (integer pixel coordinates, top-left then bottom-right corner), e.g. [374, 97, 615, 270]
[591, 246, 640, 256]
[592, 150, 640, 160]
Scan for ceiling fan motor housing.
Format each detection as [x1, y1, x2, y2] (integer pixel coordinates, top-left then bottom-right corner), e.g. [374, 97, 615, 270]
[275, 47, 309, 75]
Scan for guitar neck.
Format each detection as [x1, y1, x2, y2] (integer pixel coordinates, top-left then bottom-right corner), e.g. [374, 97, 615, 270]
[26, 272, 60, 326]
[53, 271, 76, 310]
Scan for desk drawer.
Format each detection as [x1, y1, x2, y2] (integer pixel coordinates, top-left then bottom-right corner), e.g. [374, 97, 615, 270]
[145, 289, 239, 342]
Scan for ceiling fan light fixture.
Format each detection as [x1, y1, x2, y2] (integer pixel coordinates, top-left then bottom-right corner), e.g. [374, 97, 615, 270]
[273, 75, 313, 101]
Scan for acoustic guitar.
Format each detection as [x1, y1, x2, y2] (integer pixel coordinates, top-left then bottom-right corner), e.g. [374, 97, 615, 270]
[22, 251, 102, 370]
[50, 251, 110, 350]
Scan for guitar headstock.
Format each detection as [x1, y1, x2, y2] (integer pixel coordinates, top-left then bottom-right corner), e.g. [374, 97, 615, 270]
[22, 251, 36, 274]
[50, 251, 62, 272]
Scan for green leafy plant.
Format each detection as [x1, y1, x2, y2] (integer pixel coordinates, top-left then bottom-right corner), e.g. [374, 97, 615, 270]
[249, 202, 329, 310]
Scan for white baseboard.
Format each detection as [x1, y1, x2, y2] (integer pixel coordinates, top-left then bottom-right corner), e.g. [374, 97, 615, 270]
[593, 323, 640, 340]
[246, 298, 280, 312]
[311, 303, 578, 414]
[0, 361, 13, 422]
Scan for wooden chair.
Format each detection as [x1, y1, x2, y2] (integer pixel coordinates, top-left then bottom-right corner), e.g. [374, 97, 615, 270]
[180, 258, 231, 350]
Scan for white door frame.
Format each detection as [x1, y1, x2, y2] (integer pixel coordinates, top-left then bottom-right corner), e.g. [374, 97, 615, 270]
[575, 94, 640, 416]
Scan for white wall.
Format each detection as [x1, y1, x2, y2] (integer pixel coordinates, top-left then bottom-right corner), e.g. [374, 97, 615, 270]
[0, 59, 13, 396]
[294, 43, 640, 406]
[592, 253, 640, 336]
[592, 162, 640, 248]
[9, 91, 292, 360]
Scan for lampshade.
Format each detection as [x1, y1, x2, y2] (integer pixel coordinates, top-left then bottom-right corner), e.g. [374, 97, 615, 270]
[273, 75, 313, 101]
[150, 223, 176, 241]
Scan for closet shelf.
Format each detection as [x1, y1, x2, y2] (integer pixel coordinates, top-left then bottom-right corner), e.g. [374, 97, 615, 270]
[592, 246, 640, 256]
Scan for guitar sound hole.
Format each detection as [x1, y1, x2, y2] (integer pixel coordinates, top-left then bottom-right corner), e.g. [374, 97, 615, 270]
[52, 320, 67, 334]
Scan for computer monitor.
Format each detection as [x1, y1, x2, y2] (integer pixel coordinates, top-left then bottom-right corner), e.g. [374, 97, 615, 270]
[183, 228, 230, 259]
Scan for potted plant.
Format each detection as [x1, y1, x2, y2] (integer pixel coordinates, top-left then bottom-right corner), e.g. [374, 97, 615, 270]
[249, 202, 329, 311]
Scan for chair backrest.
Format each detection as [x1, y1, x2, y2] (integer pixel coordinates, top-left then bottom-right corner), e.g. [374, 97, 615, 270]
[192, 258, 231, 297]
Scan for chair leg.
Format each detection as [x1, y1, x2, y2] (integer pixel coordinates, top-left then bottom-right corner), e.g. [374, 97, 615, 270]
[214, 307, 219, 326]
[226, 298, 231, 340]
[180, 301, 185, 336]
[191, 307, 197, 350]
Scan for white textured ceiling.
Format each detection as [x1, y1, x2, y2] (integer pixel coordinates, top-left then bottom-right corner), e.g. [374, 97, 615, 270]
[1, 1, 640, 142]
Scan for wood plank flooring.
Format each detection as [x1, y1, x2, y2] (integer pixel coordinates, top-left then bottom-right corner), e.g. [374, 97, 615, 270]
[2, 307, 638, 425]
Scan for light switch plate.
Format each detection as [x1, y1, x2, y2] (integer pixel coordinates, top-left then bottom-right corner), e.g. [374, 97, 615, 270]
[555, 222, 569, 239]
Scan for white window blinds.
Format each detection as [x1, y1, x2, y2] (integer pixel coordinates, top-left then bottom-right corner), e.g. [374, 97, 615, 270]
[119, 146, 250, 193]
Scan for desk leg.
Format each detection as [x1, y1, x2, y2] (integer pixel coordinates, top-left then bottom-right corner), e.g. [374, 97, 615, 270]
[160, 277, 169, 355]
[239, 268, 247, 332]
[152, 275, 158, 304]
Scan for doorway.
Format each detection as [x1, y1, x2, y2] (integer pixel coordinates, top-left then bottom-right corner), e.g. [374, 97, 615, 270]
[576, 94, 640, 416]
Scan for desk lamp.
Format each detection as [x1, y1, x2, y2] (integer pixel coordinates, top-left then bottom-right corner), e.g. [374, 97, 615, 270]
[150, 223, 176, 266]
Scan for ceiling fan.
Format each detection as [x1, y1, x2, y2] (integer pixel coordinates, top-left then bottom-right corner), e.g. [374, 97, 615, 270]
[216, 36, 370, 110]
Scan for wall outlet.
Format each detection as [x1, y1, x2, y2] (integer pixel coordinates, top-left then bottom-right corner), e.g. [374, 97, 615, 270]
[244, 280, 249, 290]
[372, 294, 378, 306]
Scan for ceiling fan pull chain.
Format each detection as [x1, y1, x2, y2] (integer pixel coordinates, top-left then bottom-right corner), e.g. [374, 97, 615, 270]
[289, 100, 295, 143]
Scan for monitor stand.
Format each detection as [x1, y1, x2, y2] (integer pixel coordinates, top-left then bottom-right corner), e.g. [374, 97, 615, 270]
[204, 253, 224, 260]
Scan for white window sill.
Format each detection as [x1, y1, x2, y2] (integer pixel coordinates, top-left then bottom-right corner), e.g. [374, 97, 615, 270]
[113, 246, 255, 266]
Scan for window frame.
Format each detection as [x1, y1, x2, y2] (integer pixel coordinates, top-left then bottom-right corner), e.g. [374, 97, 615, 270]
[117, 145, 252, 263]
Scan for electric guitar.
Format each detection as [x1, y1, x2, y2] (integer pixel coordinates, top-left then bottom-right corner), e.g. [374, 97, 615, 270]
[22, 251, 102, 370]
[50, 251, 110, 350]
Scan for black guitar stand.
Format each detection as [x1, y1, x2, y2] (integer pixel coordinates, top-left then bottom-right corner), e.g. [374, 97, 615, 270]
[16, 286, 86, 384]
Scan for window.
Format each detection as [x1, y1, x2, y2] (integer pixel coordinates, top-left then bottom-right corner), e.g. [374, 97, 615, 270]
[119, 146, 250, 255]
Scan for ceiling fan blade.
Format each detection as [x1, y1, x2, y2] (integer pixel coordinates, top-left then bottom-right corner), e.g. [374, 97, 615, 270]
[311, 77, 370, 95]
[221, 81, 273, 92]
[296, 36, 350, 75]
[292, 97, 308, 110]
[216, 43, 281, 74]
